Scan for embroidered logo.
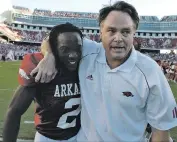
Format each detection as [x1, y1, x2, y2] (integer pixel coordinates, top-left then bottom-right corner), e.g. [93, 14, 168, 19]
[123, 92, 134, 97]
[86, 75, 93, 80]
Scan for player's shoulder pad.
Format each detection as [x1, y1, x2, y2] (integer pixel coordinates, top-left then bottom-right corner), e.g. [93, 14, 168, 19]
[18, 52, 43, 86]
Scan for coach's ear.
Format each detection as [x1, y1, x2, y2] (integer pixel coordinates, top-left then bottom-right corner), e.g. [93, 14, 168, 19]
[41, 36, 51, 56]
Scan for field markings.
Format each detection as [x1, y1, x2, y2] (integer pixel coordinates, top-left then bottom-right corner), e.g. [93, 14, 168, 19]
[0, 137, 33, 142]
[24, 121, 34, 124]
[11, 64, 20, 66]
[0, 88, 15, 91]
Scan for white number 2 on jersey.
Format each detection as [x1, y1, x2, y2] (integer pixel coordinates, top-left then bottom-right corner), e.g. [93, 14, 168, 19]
[57, 98, 81, 129]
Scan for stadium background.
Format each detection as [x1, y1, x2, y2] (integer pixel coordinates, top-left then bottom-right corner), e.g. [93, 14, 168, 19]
[0, 1, 177, 141]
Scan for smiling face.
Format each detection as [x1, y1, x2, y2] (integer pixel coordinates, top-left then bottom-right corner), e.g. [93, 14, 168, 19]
[100, 11, 136, 67]
[57, 32, 82, 71]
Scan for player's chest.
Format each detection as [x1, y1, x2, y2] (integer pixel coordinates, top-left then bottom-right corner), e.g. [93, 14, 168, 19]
[36, 74, 80, 100]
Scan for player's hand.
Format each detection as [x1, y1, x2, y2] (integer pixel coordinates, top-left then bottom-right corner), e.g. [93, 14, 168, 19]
[30, 53, 57, 83]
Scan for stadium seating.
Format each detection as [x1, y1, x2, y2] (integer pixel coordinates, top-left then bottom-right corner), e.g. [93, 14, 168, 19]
[1, 41, 176, 62]
[144, 52, 177, 62]
[86, 34, 100, 42]
[161, 16, 177, 22]
[33, 9, 52, 17]
[0, 42, 40, 58]
[13, 29, 47, 42]
[10, 29, 177, 49]
[13, 5, 32, 15]
[13, 29, 101, 43]
[140, 16, 159, 22]
[53, 11, 98, 19]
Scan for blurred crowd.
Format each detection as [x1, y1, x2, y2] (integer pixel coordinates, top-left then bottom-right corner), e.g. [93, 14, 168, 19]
[135, 37, 177, 49]
[13, 5, 177, 21]
[13, 6, 98, 19]
[13, 29, 48, 43]
[12, 29, 177, 49]
[0, 40, 177, 83]
[0, 40, 177, 62]
[52, 11, 98, 19]
[0, 42, 40, 60]
[12, 6, 32, 15]
[13, 29, 100, 43]
[144, 52, 177, 62]
[155, 59, 177, 83]
[33, 9, 52, 17]
[161, 16, 177, 22]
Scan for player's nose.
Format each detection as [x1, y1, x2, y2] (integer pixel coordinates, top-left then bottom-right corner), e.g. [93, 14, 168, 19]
[68, 52, 79, 59]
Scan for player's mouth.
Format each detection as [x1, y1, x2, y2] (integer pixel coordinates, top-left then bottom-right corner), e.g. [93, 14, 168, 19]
[67, 59, 79, 71]
[68, 59, 78, 65]
[69, 61, 76, 64]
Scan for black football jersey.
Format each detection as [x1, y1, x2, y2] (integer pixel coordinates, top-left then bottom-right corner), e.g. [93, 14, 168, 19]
[18, 53, 81, 140]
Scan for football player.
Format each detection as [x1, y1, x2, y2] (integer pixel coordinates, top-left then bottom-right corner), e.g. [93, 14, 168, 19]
[3, 23, 83, 142]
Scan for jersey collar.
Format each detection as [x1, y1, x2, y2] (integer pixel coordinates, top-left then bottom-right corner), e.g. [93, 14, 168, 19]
[96, 45, 137, 73]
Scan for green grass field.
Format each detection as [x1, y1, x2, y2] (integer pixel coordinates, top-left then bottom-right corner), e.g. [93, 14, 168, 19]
[0, 61, 177, 140]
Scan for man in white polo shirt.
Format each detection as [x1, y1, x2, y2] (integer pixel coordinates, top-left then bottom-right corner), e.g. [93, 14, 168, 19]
[30, 1, 177, 141]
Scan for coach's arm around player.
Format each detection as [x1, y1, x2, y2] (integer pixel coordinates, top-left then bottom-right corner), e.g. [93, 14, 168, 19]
[2, 86, 35, 142]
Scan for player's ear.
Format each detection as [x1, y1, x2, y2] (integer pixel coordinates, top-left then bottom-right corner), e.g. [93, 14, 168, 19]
[99, 22, 104, 41]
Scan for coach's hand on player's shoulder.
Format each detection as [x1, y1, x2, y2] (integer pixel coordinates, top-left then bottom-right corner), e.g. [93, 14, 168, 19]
[30, 37, 57, 83]
[30, 53, 57, 83]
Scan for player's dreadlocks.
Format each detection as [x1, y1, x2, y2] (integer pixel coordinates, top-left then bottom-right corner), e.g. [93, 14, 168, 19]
[49, 23, 83, 69]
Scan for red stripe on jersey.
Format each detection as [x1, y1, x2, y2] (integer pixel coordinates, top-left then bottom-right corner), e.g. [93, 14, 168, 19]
[173, 109, 175, 118]
[34, 113, 41, 126]
[175, 107, 177, 118]
[172, 107, 177, 118]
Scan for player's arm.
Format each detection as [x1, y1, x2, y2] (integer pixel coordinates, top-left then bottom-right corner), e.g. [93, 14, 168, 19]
[2, 85, 35, 142]
[146, 63, 177, 142]
[30, 37, 100, 83]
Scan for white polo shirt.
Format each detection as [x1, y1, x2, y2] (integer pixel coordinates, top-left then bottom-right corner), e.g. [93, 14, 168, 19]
[77, 42, 177, 142]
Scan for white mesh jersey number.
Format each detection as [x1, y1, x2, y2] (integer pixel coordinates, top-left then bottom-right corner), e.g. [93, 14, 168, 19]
[57, 98, 81, 129]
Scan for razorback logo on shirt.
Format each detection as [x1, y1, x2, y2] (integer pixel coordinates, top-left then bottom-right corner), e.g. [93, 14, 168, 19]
[122, 92, 134, 97]
[86, 75, 93, 80]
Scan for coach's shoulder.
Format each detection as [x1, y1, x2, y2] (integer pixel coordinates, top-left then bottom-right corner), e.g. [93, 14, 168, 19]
[82, 38, 101, 56]
[135, 51, 163, 79]
[136, 51, 159, 70]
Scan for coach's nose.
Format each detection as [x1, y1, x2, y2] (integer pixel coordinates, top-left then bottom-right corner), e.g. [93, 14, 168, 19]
[114, 32, 123, 42]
